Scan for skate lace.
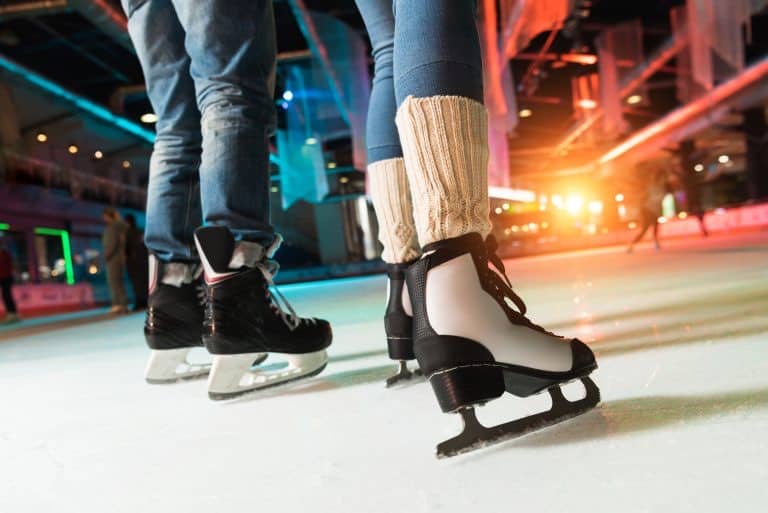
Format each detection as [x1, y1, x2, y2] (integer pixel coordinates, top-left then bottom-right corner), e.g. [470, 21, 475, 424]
[255, 259, 314, 331]
[484, 236, 558, 337]
[192, 265, 206, 306]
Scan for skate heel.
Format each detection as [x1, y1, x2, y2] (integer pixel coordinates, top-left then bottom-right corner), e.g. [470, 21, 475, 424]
[144, 348, 211, 384]
[386, 336, 414, 360]
[429, 365, 505, 413]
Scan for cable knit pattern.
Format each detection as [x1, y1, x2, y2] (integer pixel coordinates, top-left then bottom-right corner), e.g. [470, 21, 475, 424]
[395, 95, 492, 246]
[368, 158, 421, 263]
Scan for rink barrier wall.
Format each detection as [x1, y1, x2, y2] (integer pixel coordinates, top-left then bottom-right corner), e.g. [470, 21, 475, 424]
[2, 202, 767, 317]
[0, 282, 95, 317]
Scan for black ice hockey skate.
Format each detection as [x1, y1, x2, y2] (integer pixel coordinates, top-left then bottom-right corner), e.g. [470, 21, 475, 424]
[384, 262, 423, 387]
[143, 257, 213, 384]
[407, 233, 600, 458]
[195, 226, 332, 400]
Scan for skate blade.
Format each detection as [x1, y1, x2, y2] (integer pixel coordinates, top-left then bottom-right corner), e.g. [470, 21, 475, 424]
[436, 377, 601, 459]
[208, 350, 327, 400]
[144, 348, 213, 384]
[385, 361, 423, 388]
[145, 351, 267, 385]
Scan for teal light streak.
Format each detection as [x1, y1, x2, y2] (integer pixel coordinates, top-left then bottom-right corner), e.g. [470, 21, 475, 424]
[0, 54, 280, 164]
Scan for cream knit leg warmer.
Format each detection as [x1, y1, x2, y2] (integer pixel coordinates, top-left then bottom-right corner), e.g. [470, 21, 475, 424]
[368, 157, 421, 264]
[395, 95, 492, 246]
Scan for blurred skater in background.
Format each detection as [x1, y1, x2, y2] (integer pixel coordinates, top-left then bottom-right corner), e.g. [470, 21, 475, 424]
[0, 241, 19, 324]
[627, 165, 671, 253]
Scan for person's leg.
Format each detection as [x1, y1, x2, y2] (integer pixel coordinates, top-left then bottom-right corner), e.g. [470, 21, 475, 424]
[122, 0, 211, 381]
[355, 0, 420, 385]
[652, 218, 661, 249]
[115, 260, 129, 309]
[392, 0, 598, 456]
[1, 277, 16, 313]
[105, 261, 120, 308]
[393, 0, 489, 245]
[356, 0, 419, 265]
[171, 0, 276, 245]
[628, 215, 652, 251]
[123, 0, 202, 263]
[169, 1, 331, 398]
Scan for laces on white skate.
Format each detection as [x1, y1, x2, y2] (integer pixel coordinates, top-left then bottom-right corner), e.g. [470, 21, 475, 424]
[482, 236, 560, 338]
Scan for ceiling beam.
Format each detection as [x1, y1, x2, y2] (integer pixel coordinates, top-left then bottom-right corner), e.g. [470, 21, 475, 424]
[597, 54, 768, 166]
[551, 30, 686, 156]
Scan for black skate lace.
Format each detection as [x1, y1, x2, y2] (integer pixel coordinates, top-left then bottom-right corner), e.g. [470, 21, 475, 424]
[196, 284, 207, 306]
[192, 265, 206, 306]
[483, 236, 559, 338]
[256, 259, 315, 331]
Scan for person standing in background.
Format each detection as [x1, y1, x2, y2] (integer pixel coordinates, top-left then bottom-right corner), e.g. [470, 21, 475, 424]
[102, 208, 128, 313]
[627, 166, 670, 253]
[124, 214, 149, 311]
[0, 241, 20, 324]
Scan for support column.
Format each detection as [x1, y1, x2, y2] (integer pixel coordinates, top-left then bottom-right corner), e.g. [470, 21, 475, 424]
[678, 139, 703, 213]
[743, 106, 768, 201]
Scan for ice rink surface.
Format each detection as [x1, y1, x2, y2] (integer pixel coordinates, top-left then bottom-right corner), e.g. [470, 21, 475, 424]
[1, 231, 767, 513]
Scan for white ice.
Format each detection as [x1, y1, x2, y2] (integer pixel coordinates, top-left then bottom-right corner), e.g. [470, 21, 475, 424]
[1, 231, 767, 513]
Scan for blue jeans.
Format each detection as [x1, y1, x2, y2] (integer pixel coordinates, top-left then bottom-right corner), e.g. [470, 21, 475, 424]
[354, 0, 483, 164]
[122, 0, 277, 262]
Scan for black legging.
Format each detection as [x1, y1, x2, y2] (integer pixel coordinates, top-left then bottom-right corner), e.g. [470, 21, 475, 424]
[631, 210, 660, 247]
[1, 277, 17, 314]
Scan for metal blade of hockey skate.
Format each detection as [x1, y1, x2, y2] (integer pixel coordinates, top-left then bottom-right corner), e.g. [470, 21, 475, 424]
[436, 377, 601, 458]
[385, 362, 424, 388]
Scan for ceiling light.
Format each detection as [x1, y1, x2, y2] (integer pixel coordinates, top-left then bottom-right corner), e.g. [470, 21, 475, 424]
[519, 108, 533, 118]
[578, 98, 597, 109]
[327, 162, 337, 169]
[694, 163, 704, 172]
[270, 186, 279, 193]
[339, 176, 349, 184]
[561, 53, 598, 65]
[36, 133, 48, 143]
[94, 150, 103, 159]
[718, 155, 730, 164]
[626, 94, 642, 105]
[122, 160, 131, 169]
[282, 90, 294, 102]
[305, 137, 318, 145]
[615, 193, 624, 202]
[67, 144, 78, 154]
[140, 113, 158, 124]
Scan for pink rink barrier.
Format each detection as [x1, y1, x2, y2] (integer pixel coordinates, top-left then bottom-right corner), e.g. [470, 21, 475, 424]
[0, 282, 95, 316]
[659, 203, 768, 237]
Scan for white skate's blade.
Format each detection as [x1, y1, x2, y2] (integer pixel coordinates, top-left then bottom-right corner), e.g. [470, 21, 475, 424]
[436, 377, 601, 458]
[144, 348, 213, 384]
[385, 361, 424, 388]
[208, 350, 328, 400]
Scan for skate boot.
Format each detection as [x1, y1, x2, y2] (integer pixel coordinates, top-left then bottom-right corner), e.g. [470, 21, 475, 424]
[407, 233, 600, 457]
[195, 226, 332, 400]
[384, 262, 422, 387]
[144, 256, 219, 384]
